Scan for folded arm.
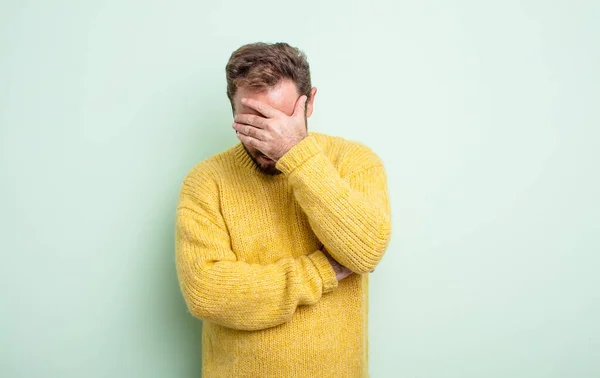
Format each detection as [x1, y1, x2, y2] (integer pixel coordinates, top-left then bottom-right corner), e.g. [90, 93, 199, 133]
[276, 135, 392, 274]
[175, 170, 338, 331]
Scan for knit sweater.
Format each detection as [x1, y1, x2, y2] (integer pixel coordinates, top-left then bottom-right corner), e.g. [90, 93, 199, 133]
[175, 131, 391, 377]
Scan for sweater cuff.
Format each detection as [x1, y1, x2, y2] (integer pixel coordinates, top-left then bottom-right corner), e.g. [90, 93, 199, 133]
[276, 134, 322, 175]
[307, 250, 338, 294]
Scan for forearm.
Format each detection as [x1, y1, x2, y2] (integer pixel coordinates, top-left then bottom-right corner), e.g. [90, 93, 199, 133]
[176, 209, 337, 331]
[276, 137, 392, 273]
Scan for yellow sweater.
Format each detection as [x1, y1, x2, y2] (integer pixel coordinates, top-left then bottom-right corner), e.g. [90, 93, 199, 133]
[175, 131, 391, 377]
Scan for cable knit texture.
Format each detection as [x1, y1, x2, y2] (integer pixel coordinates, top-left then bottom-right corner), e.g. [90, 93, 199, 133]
[175, 131, 391, 377]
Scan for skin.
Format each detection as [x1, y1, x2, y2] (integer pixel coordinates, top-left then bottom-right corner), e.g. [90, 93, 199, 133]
[231, 79, 316, 175]
[323, 247, 355, 281]
[231, 79, 355, 280]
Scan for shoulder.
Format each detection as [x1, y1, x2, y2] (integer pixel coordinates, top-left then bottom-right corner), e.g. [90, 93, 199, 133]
[179, 146, 237, 198]
[177, 148, 240, 224]
[311, 132, 384, 177]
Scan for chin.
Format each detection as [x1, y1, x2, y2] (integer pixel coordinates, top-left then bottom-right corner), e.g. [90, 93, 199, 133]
[258, 164, 282, 176]
[242, 144, 282, 175]
[255, 157, 281, 175]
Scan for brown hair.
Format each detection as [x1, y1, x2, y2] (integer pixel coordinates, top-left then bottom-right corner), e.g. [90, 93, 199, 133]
[226, 42, 312, 112]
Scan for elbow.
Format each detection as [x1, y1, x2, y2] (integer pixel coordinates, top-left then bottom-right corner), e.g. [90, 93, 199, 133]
[176, 262, 223, 322]
[184, 297, 207, 320]
[344, 217, 392, 274]
[352, 240, 390, 274]
[177, 269, 219, 322]
[181, 283, 233, 326]
[179, 280, 211, 320]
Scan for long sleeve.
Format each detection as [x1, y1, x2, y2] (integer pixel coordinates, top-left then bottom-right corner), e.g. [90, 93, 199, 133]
[175, 169, 338, 332]
[275, 135, 392, 274]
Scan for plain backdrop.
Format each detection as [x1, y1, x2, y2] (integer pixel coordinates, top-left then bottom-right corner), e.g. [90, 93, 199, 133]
[1, 1, 598, 377]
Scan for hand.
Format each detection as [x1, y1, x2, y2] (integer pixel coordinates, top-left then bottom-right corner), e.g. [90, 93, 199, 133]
[323, 247, 376, 276]
[232, 95, 308, 162]
[322, 247, 354, 281]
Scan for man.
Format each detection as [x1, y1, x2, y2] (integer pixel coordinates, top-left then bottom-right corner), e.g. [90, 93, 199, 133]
[175, 42, 391, 377]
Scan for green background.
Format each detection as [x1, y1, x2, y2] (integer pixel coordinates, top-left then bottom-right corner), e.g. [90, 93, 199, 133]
[1, 1, 598, 377]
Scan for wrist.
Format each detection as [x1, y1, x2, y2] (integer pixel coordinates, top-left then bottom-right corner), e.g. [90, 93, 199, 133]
[273, 136, 306, 162]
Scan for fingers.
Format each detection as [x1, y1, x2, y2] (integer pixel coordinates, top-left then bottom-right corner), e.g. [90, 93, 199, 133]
[234, 114, 268, 129]
[236, 132, 264, 150]
[232, 122, 266, 140]
[241, 98, 282, 118]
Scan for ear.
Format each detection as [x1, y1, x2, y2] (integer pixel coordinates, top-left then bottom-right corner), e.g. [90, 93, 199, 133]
[305, 87, 317, 118]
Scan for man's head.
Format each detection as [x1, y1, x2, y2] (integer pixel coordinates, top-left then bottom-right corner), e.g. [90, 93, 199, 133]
[226, 42, 317, 175]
